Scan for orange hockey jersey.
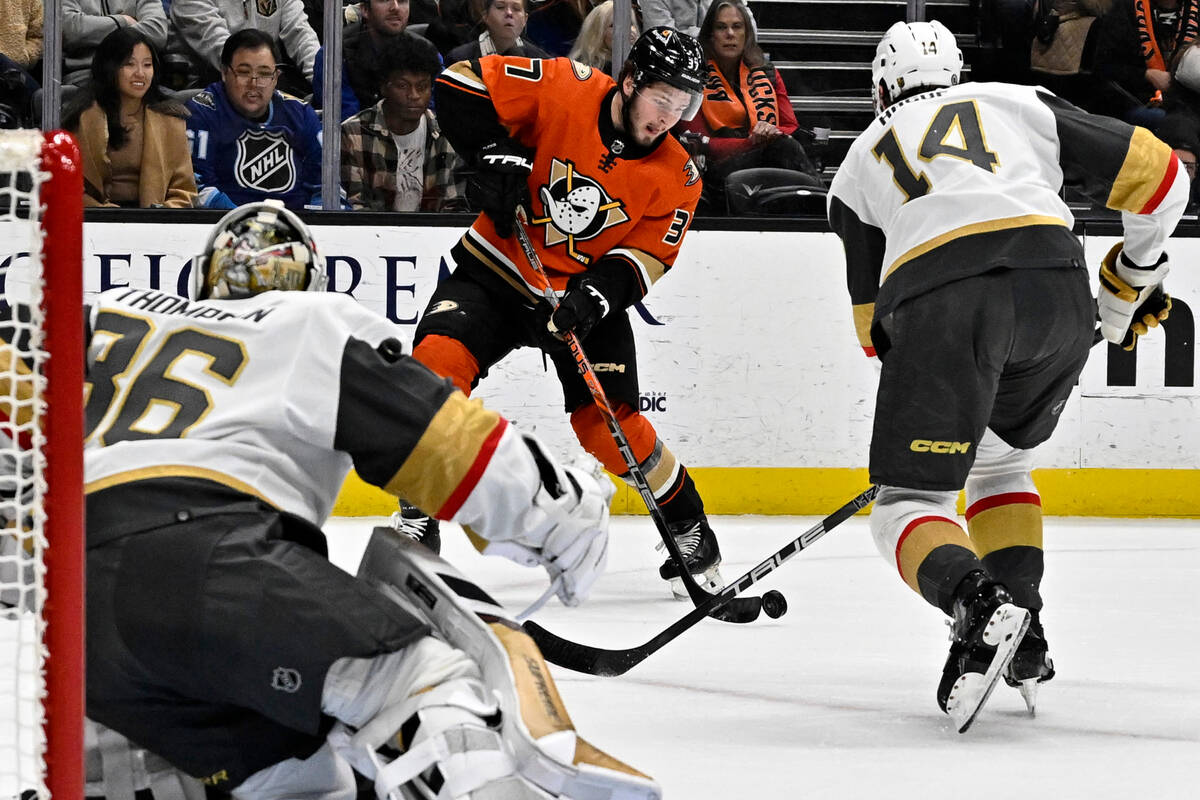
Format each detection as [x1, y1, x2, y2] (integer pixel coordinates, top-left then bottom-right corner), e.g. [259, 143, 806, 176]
[436, 56, 702, 303]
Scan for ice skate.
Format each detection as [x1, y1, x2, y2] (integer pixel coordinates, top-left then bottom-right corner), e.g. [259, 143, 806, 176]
[389, 500, 441, 555]
[657, 515, 723, 600]
[1004, 609, 1055, 714]
[937, 571, 1030, 733]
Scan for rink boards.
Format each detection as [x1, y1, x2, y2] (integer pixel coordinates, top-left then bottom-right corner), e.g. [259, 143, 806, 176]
[69, 219, 1200, 516]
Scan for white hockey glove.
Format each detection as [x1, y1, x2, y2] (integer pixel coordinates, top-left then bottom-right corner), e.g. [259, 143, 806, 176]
[482, 437, 613, 607]
[1097, 242, 1172, 351]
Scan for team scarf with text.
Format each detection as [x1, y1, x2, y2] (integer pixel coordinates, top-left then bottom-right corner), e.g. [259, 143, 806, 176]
[1135, 0, 1200, 70]
[699, 60, 780, 135]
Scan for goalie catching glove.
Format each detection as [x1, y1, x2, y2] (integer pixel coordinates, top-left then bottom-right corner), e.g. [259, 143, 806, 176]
[1097, 242, 1172, 351]
[468, 137, 534, 238]
[473, 433, 613, 607]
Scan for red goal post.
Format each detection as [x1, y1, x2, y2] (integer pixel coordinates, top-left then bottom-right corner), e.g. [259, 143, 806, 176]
[0, 129, 84, 800]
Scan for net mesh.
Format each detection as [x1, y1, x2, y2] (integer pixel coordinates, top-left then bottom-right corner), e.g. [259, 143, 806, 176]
[0, 128, 50, 800]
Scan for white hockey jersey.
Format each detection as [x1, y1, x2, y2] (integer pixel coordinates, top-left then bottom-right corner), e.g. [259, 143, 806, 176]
[79, 288, 528, 533]
[828, 82, 1189, 356]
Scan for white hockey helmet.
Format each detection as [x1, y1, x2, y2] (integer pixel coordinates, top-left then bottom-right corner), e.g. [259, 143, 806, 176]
[193, 200, 326, 299]
[871, 20, 963, 114]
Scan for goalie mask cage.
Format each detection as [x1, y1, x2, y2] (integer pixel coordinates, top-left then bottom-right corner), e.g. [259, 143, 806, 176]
[0, 130, 85, 800]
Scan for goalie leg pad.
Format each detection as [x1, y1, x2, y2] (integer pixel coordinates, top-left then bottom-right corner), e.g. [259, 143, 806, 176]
[327, 638, 540, 800]
[356, 527, 662, 800]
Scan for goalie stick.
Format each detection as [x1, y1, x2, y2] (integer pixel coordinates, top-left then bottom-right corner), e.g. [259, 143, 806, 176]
[512, 208, 766, 624]
[524, 485, 879, 676]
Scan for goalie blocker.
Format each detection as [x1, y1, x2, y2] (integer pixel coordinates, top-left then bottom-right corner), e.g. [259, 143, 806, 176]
[354, 526, 661, 800]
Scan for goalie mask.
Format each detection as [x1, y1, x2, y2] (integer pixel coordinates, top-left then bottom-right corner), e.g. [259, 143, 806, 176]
[194, 200, 325, 299]
[871, 20, 962, 114]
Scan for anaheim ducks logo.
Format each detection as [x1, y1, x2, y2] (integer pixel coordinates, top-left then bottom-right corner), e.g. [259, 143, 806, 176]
[531, 158, 628, 264]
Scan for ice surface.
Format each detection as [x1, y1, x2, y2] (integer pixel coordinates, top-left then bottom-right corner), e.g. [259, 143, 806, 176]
[4, 515, 1194, 799]
[326, 514, 1199, 800]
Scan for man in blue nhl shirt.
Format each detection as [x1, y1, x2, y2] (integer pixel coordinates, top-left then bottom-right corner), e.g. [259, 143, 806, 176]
[185, 28, 323, 209]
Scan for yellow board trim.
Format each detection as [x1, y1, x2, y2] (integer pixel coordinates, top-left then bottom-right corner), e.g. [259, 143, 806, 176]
[332, 467, 1200, 518]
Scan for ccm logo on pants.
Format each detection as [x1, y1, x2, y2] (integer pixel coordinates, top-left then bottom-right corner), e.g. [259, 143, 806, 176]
[909, 440, 972, 454]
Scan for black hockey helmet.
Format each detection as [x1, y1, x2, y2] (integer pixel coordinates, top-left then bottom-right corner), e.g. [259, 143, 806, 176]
[622, 26, 705, 120]
[193, 200, 326, 299]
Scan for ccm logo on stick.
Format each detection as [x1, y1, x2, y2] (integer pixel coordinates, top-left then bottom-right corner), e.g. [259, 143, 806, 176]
[909, 439, 971, 454]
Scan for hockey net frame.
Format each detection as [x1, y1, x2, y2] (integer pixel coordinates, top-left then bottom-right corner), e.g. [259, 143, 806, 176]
[0, 130, 84, 800]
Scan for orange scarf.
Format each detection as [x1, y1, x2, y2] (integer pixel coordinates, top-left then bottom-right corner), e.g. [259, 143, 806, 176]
[1135, 0, 1199, 71]
[700, 60, 780, 136]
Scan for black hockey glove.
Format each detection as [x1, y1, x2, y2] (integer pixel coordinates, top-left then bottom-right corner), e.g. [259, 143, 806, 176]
[468, 138, 534, 238]
[548, 274, 612, 341]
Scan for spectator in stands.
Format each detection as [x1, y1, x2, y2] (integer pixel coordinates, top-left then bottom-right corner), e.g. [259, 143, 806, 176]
[0, 0, 42, 126]
[304, 0, 437, 40]
[524, 0, 589, 55]
[677, 0, 819, 212]
[341, 33, 467, 210]
[169, 0, 320, 95]
[64, 0, 167, 88]
[185, 29, 322, 210]
[447, 0, 550, 61]
[314, 0, 441, 121]
[64, 28, 196, 207]
[0, 0, 42, 72]
[641, 0, 708, 37]
[569, 0, 637, 73]
[1093, 0, 1199, 125]
[425, 0, 487, 55]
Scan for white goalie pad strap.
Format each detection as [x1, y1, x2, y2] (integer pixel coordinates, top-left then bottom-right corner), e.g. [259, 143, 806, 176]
[323, 638, 479, 729]
[85, 720, 207, 800]
[350, 676, 500, 755]
[370, 725, 513, 800]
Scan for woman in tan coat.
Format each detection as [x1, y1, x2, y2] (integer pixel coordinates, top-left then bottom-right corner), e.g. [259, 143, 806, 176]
[65, 27, 196, 208]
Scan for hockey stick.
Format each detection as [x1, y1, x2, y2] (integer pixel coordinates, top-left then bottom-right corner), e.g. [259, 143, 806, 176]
[511, 208, 766, 624]
[524, 485, 879, 676]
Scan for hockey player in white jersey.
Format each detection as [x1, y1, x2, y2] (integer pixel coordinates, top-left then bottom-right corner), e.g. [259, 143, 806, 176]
[827, 21, 1187, 732]
[68, 201, 659, 800]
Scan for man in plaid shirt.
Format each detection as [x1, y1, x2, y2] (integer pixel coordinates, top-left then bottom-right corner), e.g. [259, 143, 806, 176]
[340, 33, 468, 211]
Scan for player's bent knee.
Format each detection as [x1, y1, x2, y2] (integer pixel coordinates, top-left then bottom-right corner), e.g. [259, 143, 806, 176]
[870, 485, 959, 558]
[412, 334, 479, 396]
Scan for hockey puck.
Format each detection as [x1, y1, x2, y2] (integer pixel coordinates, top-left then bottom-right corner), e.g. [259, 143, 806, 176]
[761, 590, 788, 619]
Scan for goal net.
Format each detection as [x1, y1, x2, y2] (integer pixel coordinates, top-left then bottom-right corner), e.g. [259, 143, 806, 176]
[0, 130, 84, 800]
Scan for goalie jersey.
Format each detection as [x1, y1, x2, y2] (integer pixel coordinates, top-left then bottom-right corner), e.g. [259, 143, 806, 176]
[435, 56, 702, 305]
[827, 82, 1189, 356]
[80, 288, 517, 528]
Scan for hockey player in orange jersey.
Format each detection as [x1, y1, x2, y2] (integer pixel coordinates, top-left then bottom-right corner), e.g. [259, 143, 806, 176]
[415, 26, 723, 600]
[827, 21, 1187, 732]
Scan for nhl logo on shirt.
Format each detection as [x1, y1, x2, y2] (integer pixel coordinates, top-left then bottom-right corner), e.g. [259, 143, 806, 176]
[235, 129, 296, 195]
[256, 0, 279, 15]
[270, 667, 302, 693]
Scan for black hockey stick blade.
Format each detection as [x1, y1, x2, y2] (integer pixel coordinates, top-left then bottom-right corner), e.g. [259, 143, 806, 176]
[526, 486, 879, 675]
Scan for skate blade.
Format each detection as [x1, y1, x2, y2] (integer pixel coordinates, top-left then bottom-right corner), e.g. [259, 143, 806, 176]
[667, 566, 723, 601]
[1016, 678, 1039, 715]
[946, 603, 1031, 733]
